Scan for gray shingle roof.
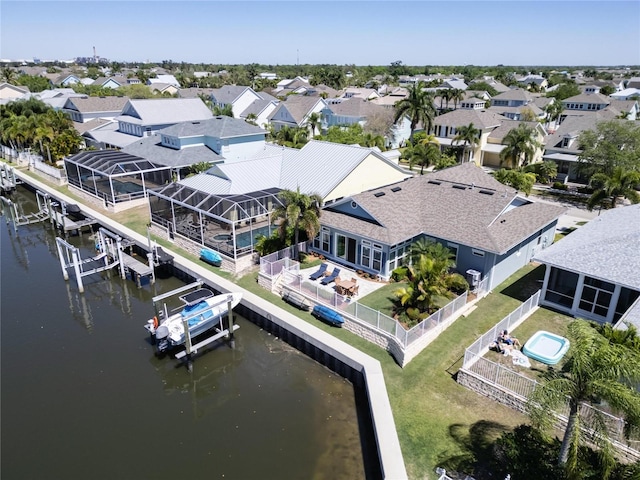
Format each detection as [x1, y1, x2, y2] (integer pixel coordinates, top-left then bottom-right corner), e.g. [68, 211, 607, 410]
[268, 96, 325, 125]
[534, 204, 640, 290]
[65, 96, 129, 113]
[562, 92, 611, 105]
[320, 163, 565, 252]
[325, 97, 382, 117]
[158, 116, 266, 138]
[210, 85, 251, 104]
[116, 98, 213, 125]
[240, 98, 276, 118]
[122, 134, 224, 167]
[491, 88, 533, 102]
[433, 109, 507, 129]
[488, 120, 542, 142]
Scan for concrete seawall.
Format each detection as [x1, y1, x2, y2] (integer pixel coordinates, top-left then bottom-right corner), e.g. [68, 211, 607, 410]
[12, 169, 409, 480]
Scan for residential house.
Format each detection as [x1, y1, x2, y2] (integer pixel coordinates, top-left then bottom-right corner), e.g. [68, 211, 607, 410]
[123, 115, 267, 169]
[148, 74, 180, 88]
[542, 112, 621, 182]
[304, 84, 340, 99]
[338, 87, 381, 101]
[209, 85, 263, 118]
[432, 109, 507, 163]
[313, 163, 565, 285]
[92, 77, 125, 89]
[274, 76, 311, 95]
[63, 96, 129, 123]
[534, 204, 640, 326]
[52, 73, 81, 86]
[625, 77, 640, 89]
[146, 140, 411, 271]
[267, 95, 327, 132]
[488, 89, 545, 121]
[516, 74, 548, 90]
[483, 120, 546, 168]
[83, 98, 214, 149]
[441, 78, 468, 90]
[0, 83, 29, 102]
[238, 92, 279, 129]
[610, 88, 640, 101]
[560, 92, 638, 121]
[469, 76, 511, 93]
[370, 87, 408, 109]
[149, 83, 179, 96]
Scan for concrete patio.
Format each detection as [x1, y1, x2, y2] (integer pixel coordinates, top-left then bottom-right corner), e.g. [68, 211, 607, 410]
[298, 262, 388, 300]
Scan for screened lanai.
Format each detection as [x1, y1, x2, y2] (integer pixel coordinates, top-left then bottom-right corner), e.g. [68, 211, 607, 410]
[65, 150, 172, 205]
[148, 183, 284, 259]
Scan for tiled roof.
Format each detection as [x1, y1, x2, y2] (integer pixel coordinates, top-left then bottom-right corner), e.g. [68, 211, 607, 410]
[534, 204, 640, 290]
[320, 163, 565, 252]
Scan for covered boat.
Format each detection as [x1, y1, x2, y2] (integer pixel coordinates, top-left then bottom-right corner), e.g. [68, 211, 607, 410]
[145, 288, 242, 352]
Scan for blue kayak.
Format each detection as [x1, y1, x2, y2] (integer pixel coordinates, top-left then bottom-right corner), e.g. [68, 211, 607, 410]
[311, 305, 344, 327]
[200, 248, 222, 267]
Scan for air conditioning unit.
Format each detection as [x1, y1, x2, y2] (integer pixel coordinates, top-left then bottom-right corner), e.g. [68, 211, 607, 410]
[466, 269, 482, 288]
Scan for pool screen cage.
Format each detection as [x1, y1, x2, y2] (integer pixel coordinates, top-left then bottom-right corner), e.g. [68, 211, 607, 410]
[149, 183, 284, 259]
[65, 150, 173, 205]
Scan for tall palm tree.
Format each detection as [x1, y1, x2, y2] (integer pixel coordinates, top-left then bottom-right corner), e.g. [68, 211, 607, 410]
[499, 123, 542, 168]
[393, 81, 437, 140]
[1, 66, 18, 84]
[449, 88, 465, 109]
[453, 123, 481, 163]
[244, 113, 258, 126]
[527, 320, 640, 479]
[587, 167, 640, 211]
[213, 104, 234, 117]
[272, 188, 323, 258]
[306, 112, 321, 138]
[407, 143, 440, 174]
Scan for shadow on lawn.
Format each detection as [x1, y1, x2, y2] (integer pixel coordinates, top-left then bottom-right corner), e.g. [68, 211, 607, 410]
[499, 264, 546, 302]
[436, 420, 511, 480]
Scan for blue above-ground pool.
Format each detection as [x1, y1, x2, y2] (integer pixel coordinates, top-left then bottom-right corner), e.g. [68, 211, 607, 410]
[523, 330, 570, 365]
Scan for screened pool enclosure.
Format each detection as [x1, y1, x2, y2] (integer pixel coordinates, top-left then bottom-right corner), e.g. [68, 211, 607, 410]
[65, 150, 172, 205]
[149, 184, 284, 259]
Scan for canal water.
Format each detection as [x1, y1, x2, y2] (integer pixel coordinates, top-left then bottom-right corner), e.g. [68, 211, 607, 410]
[1, 188, 372, 479]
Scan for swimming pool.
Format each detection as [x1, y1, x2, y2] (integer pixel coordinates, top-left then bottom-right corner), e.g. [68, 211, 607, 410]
[523, 330, 570, 365]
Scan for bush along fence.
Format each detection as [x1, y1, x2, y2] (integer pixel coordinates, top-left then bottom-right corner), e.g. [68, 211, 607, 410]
[457, 291, 640, 461]
[259, 245, 486, 366]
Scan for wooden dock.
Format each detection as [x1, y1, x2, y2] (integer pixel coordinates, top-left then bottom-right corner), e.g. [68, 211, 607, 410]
[51, 210, 99, 233]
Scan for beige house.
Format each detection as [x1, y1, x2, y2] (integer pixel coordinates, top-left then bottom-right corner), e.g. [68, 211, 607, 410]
[483, 120, 547, 168]
[0, 83, 29, 101]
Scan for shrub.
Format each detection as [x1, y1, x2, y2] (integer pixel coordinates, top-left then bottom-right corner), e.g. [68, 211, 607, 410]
[552, 181, 568, 190]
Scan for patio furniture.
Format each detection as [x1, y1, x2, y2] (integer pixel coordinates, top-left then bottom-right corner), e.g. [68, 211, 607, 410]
[335, 278, 357, 296]
[320, 268, 341, 285]
[309, 263, 328, 280]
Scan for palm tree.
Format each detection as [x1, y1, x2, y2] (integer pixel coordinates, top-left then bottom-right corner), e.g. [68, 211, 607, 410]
[449, 88, 465, 109]
[407, 143, 440, 174]
[499, 123, 542, 168]
[393, 81, 437, 140]
[306, 112, 321, 138]
[1, 66, 18, 84]
[587, 167, 640, 211]
[213, 104, 234, 117]
[245, 113, 258, 126]
[527, 320, 640, 479]
[453, 123, 481, 163]
[272, 188, 323, 258]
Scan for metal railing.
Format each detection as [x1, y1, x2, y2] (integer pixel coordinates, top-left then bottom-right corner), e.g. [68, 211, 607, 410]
[280, 267, 469, 350]
[259, 242, 307, 277]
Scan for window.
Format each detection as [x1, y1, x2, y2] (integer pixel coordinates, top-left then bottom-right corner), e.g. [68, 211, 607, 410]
[321, 228, 330, 253]
[545, 267, 579, 308]
[447, 242, 458, 267]
[472, 249, 485, 257]
[579, 276, 615, 318]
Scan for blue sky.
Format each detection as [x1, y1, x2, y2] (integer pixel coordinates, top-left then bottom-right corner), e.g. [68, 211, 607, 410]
[1, 1, 639, 66]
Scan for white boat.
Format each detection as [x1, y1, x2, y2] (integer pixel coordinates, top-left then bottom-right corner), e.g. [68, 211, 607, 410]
[145, 289, 242, 353]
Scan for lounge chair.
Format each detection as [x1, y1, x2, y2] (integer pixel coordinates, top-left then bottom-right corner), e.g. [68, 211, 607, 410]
[320, 268, 341, 285]
[309, 263, 328, 280]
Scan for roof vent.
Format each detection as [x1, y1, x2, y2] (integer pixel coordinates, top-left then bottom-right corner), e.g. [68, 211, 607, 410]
[192, 121, 200, 125]
[452, 184, 467, 190]
[374, 192, 385, 197]
[391, 186, 402, 192]
[479, 189, 495, 195]
[216, 116, 223, 119]
[428, 180, 441, 185]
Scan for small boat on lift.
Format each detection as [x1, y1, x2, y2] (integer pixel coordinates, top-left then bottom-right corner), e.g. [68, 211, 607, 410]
[145, 288, 242, 352]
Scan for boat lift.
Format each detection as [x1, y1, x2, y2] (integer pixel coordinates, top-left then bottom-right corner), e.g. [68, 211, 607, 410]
[55, 227, 155, 293]
[1, 190, 52, 231]
[0, 163, 20, 193]
[150, 281, 239, 371]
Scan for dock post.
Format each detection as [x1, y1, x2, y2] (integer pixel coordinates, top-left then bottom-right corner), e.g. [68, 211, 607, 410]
[71, 247, 84, 293]
[55, 239, 69, 281]
[116, 237, 126, 279]
[147, 252, 156, 284]
[226, 294, 235, 348]
[182, 316, 193, 372]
